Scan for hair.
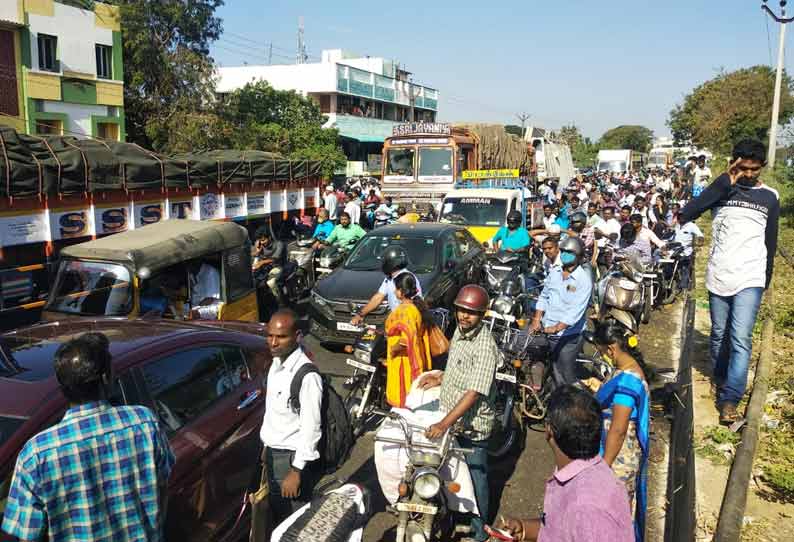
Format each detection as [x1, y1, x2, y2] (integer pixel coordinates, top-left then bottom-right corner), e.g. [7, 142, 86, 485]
[543, 203, 554, 211]
[254, 225, 271, 240]
[394, 273, 434, 329]
[54, 332, 112, 403]
[397, 206, 407, 216]
[592, 319, 651, 379]
[620, 205, 632, 212]
[271, 308, 299, 334]
[634, 195, 646, 202]
[588, 202, 597, 209]
[732, 139, 767, 165]
[629, 213, 644, 224]
[546, 385, 602, 459]
[620, 223, 637, 243]
[541, 236, 559, 248]
[339, 211, 351, 220]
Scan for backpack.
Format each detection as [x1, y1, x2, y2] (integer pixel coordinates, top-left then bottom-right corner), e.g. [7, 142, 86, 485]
[288, 363, 354, 474]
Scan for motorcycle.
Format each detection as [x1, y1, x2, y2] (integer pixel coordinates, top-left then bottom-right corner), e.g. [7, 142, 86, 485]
[316, 241, 355, 279]
[373, 207, 398, 228]
[595, 252, 652, 334]
[655, 241, 687, 305]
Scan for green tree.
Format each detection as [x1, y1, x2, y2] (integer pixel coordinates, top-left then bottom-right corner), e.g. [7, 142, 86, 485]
[110, 0, 224, 149]
[599, 125, 654, 152]
[668, 66, 794, 155]
[558, 125, 581, 149]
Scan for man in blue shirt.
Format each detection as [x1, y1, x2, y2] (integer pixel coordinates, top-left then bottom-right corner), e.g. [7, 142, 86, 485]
[311, 208, 335, 241]
[530, 237, 593, 386]
[492, 210, 532, 252]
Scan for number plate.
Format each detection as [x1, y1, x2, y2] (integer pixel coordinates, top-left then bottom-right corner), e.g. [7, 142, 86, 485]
[317, 267, 334, 273]
[395, 502, 438, 515]
[346, 358, 376, 373]
[492, 265, 512, 271]
[495, 372, 517, 384]
[337, 322, 363, 332]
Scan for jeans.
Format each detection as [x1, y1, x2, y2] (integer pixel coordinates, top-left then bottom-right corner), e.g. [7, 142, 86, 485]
[708, 288, 764, 405]
[264, 447, 319, 526]
[548, 333, 585, 387]
[460, 436, 490, 542]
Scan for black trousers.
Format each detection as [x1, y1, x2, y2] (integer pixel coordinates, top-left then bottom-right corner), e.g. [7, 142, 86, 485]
[263, 447, 320, 526]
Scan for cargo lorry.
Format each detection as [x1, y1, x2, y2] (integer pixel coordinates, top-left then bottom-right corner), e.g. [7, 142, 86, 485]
[596, 149, 648, 173]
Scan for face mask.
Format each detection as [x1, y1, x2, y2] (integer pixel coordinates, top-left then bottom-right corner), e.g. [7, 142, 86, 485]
[560, 252, 576, 265]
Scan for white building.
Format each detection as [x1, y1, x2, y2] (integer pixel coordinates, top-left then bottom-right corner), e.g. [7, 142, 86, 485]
[216, 49, 439, 174]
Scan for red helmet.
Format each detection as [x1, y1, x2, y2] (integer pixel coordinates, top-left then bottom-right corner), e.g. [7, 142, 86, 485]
[453, 284, 490, 313]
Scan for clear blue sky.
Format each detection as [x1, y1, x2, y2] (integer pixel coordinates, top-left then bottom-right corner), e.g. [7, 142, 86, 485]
[211, 0, 785, 140]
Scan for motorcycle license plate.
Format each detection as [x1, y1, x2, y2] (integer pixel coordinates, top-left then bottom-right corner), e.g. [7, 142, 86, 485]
[495, 372, 517, 384]
[395, 502, 437, 515]
[346, 358, 376, 373]
[485, 310, 516, 322]
[337, 322, 363, 332]
[492, 265, 512, 271]
[317, 267, 334, 274]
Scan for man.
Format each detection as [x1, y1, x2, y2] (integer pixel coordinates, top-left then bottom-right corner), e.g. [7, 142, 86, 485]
[619, 205, 632, 224]
[189, 259, 221, 307]
[671, 212, 704, 291]
[540, 236, 562, 275]
[680, 139, 779, 424]
[364, 188, 380, 207]
[692, 155, 712, 195]
[492, 210, 531, 252]
[617, 222, 652, 267]
[260, 309, 323, 524]
[2, 332, 174, 541]
[630, 213, 666, 252]
[319, 212, 366, 249]
[594, 206, 621, 248]
[252, 226, 286, 305]
[631, 195, 650, 227]
[586, 202, 604, 228]
[323, 185, 338, 221]
[375, 196, 398, 218]
[568, 211, 595, 257]
[420, 285, 499, 542]
[530, 237, 592, 386]
[499, 386, 633, 542]
[351, 245, 421, 326]
[542, 204, 557, 229]
[311, 208, 335, 242]
[343, 192, 362, 225]
[396, 206, 420, 224]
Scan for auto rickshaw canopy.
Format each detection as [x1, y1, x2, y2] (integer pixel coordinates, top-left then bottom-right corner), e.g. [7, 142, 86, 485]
[59, 220, 249, 274]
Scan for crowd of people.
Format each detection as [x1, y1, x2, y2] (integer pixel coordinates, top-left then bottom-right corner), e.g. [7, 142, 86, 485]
[0, 139, 779, 542]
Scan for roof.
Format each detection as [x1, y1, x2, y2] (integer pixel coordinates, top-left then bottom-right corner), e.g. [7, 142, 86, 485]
[370, 223, 457, 238]
[443, 188, 521, 199]
[59, 220, 249, 272]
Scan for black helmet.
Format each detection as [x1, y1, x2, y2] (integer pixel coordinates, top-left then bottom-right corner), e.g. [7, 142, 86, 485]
[382, 245, 409, 275]
[506, 210, 522, 229]
[559, 236, 585, 266]
[569, 211, 587, 227]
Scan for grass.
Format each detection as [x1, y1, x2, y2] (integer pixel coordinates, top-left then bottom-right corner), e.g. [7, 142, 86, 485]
[696, 425, 742, 465]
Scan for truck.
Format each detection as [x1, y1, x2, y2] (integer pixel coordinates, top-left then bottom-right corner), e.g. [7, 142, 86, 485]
[647, 147, 674, 170]
[381, 122, 536, 208]
[596, 149, 648, 173]
[525, 126, 576, 186]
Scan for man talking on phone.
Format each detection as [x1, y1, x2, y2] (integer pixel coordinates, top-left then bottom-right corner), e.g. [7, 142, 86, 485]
[679, 139, 779, 425]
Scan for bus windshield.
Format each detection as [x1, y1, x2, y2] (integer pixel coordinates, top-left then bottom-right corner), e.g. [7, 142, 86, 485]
[418, 148, 453, 179]
[46, 260, 132, 316]
[440, 197, 508, 226]
[386, 148, 415, 177]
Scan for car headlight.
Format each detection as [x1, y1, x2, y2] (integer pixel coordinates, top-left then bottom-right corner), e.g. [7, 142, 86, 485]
[413, 468, 441, 499]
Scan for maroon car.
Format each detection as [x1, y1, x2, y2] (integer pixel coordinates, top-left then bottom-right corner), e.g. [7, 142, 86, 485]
[0, 318, 271, 541]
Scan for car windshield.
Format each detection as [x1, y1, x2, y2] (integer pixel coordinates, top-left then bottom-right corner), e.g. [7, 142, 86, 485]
[418, 148, 453, 178]
[46, 260, 132, 316]
[439, 197, 508, 226]
[386, 148, 415, 176]
[345, 235, 436, 273]
[598, 160, 627, 172]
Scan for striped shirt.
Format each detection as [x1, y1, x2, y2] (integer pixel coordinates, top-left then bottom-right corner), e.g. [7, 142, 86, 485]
[440, 325, 500, 441]
[2, 401, 174, 542]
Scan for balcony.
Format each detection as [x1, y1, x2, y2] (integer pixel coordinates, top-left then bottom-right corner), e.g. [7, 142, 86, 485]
[336, 64, 438, 111]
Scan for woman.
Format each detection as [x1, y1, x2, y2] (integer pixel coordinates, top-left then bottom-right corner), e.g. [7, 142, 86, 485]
[384, 273, 433, 407]
[591, 319, 651, 542]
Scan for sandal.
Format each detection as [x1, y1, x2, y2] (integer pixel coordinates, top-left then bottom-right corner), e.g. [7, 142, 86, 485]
[718, 402, 739, 425]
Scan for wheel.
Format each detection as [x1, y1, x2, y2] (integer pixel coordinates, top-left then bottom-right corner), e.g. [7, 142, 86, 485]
[641, 286, 652, 324]
[343, 378, 370, 438]
[661, 275, 679, 305]
[488, 400, 522, 458]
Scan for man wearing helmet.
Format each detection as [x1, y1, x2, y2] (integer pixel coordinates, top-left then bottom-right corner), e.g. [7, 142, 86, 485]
[530, 237, 593, 386]
[420, 284, 500, 542]
[350, 244, 422, 327]
[491, 210, 531, 252]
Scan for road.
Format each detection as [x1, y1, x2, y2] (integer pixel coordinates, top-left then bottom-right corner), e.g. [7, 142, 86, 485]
[302, 332, 552, 541]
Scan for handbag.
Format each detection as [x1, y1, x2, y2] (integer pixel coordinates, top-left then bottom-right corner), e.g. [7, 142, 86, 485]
[427, 325, 450, 357]
[248, 449, 272, 542]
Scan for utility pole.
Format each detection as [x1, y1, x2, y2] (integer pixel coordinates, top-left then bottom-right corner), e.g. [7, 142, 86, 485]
[516, 112, 531, 137]
[267, 43, 273, 65]
[761, 1, 792, 167]
[297, 16, 308, 64]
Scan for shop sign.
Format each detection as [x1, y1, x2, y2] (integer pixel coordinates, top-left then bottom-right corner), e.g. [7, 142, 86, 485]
[392, 122, 451, 137]
[462, 169, 520, 179]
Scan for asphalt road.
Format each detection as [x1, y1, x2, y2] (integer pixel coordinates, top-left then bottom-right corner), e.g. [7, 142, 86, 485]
[302, 333, 552, 542]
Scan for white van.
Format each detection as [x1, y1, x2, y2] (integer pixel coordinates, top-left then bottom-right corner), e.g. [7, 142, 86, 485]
[596, 150, 647, 173]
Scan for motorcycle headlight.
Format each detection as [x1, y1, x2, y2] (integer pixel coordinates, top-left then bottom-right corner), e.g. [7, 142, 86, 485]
[354, 348, 371, 364]
[492, 296, 513, 315]
[291, 249, 312, 266]
[413, 468, 441, 499]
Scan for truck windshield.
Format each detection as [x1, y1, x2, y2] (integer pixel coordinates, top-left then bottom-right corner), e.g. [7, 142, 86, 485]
[418, 148, 453, 178]
[440, 197, 508, 227]
[598, 160, 627, 173]
[386, 148, 415, 177]
[46, 260, 132, 316]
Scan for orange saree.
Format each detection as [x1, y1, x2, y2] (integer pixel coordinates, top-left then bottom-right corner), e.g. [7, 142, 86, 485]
[384, 302, 432, 407]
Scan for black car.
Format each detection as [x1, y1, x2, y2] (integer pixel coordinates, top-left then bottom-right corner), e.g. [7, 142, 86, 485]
[308, 223, 485, 344]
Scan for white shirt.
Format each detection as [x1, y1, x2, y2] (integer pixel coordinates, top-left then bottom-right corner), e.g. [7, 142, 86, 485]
[344, 200, 361, 225]
[637, 226, 666, 249]
[190, 263, 221, 306]
[543, 253, 562, 275]
[324, 192, 338, 220]
[674, 222, 703, 257]
[260, 348, 323, 470]
[543, 214, 557, 229]
[693, 166, 712, 187]
[596, 217, 621, 247]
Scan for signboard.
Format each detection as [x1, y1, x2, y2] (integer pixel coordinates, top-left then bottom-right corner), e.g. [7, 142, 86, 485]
[286, 189, 302, 211]
[224, 194, 247, 219]
[390, 138, 449, 146]
[0, 211, 50, 247]
[50, 206, 94, 241]
[133, 201, 165, 228]
[247, 191, 270, 216]
[271, 189, 285, 213]
[392, 122, 451, 137]
[462, 169, 520, 179]
[199, 193, 223, 220]
[169, 197, 195, 220]
[94, 204, 130, 235]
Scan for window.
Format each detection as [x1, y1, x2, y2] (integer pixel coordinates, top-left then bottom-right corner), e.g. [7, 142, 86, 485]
[35, 119, 61, 135]
[224, 246, 254, 301]
[141, 345, 249, 432]
[441, 233, 461, 268]
[46, 260, 131, 316]
[96, 44, 112, 79]
[0, 30, 19, 118]
[37, 34, 58, 72]
[96, 122, 119, 140]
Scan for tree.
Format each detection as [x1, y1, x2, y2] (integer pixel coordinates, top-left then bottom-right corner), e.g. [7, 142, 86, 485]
[599, 125, 654, 153]
[110, 0, 224, 149]
[668, 66, 794, 155]
[558, 125, 581, 149]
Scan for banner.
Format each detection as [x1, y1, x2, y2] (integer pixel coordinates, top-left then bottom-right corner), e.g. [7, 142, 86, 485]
[461, 169, 520, 179]
[199, 193, 223, 220]
[50, 205, 95, 241]
[0, 210, 50, 247]
[94, 204, 130, 235]
[169, 197, 195, 220]
[246, 191, 270, 216]
[286, 189, 302, 211]
[132, 200, 165, 228]
[271, 189, 285, 214]
[224, 194, 247, 219]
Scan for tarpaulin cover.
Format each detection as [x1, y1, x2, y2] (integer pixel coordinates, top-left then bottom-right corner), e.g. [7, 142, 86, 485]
[0, 126, 323, 198]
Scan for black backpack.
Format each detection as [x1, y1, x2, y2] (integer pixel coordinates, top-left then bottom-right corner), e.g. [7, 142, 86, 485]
[287, 363, 354, 474]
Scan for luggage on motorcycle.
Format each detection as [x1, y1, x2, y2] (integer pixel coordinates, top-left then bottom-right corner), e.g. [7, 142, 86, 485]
[290, 364, 354, 474]
[272, 484, 370, 542]
[604, 276, 643, 310]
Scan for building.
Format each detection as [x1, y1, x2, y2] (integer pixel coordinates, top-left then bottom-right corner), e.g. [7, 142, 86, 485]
[216, 49, 439, 175]
[0, 0, 125, 141]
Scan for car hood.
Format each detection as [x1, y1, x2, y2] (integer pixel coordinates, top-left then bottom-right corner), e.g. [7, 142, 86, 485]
[315, 268, 434, 303]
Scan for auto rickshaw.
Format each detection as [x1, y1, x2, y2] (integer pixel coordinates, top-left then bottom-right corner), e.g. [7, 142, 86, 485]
[42, 220, 259, 322]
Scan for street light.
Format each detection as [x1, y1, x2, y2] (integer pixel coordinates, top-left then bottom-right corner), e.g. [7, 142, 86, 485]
[762, 1, 794, 166]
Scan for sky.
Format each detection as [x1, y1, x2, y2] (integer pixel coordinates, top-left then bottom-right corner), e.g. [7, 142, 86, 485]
[210, 0, 788, 140]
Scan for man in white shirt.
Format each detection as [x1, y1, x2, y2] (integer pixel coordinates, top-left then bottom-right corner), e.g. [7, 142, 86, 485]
[542, 204, 557, 229]
[343, 192, 361, 225]
[671, 213, 703, 290]
[594, 206, 621, 248]
[189, 261, 221, 307]
[260, 309, 323, 524]
[323, 185, 338, 221]
[692, 156, 712, 193]
[541, 236, 563, 275]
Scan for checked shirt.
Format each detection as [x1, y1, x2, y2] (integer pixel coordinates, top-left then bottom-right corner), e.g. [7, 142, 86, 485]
[439, 324, 500, 441]
[2, 401, 174, 542]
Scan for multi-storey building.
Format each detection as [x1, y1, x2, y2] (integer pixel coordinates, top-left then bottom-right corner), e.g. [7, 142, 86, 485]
[0, 0, 125, 141]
